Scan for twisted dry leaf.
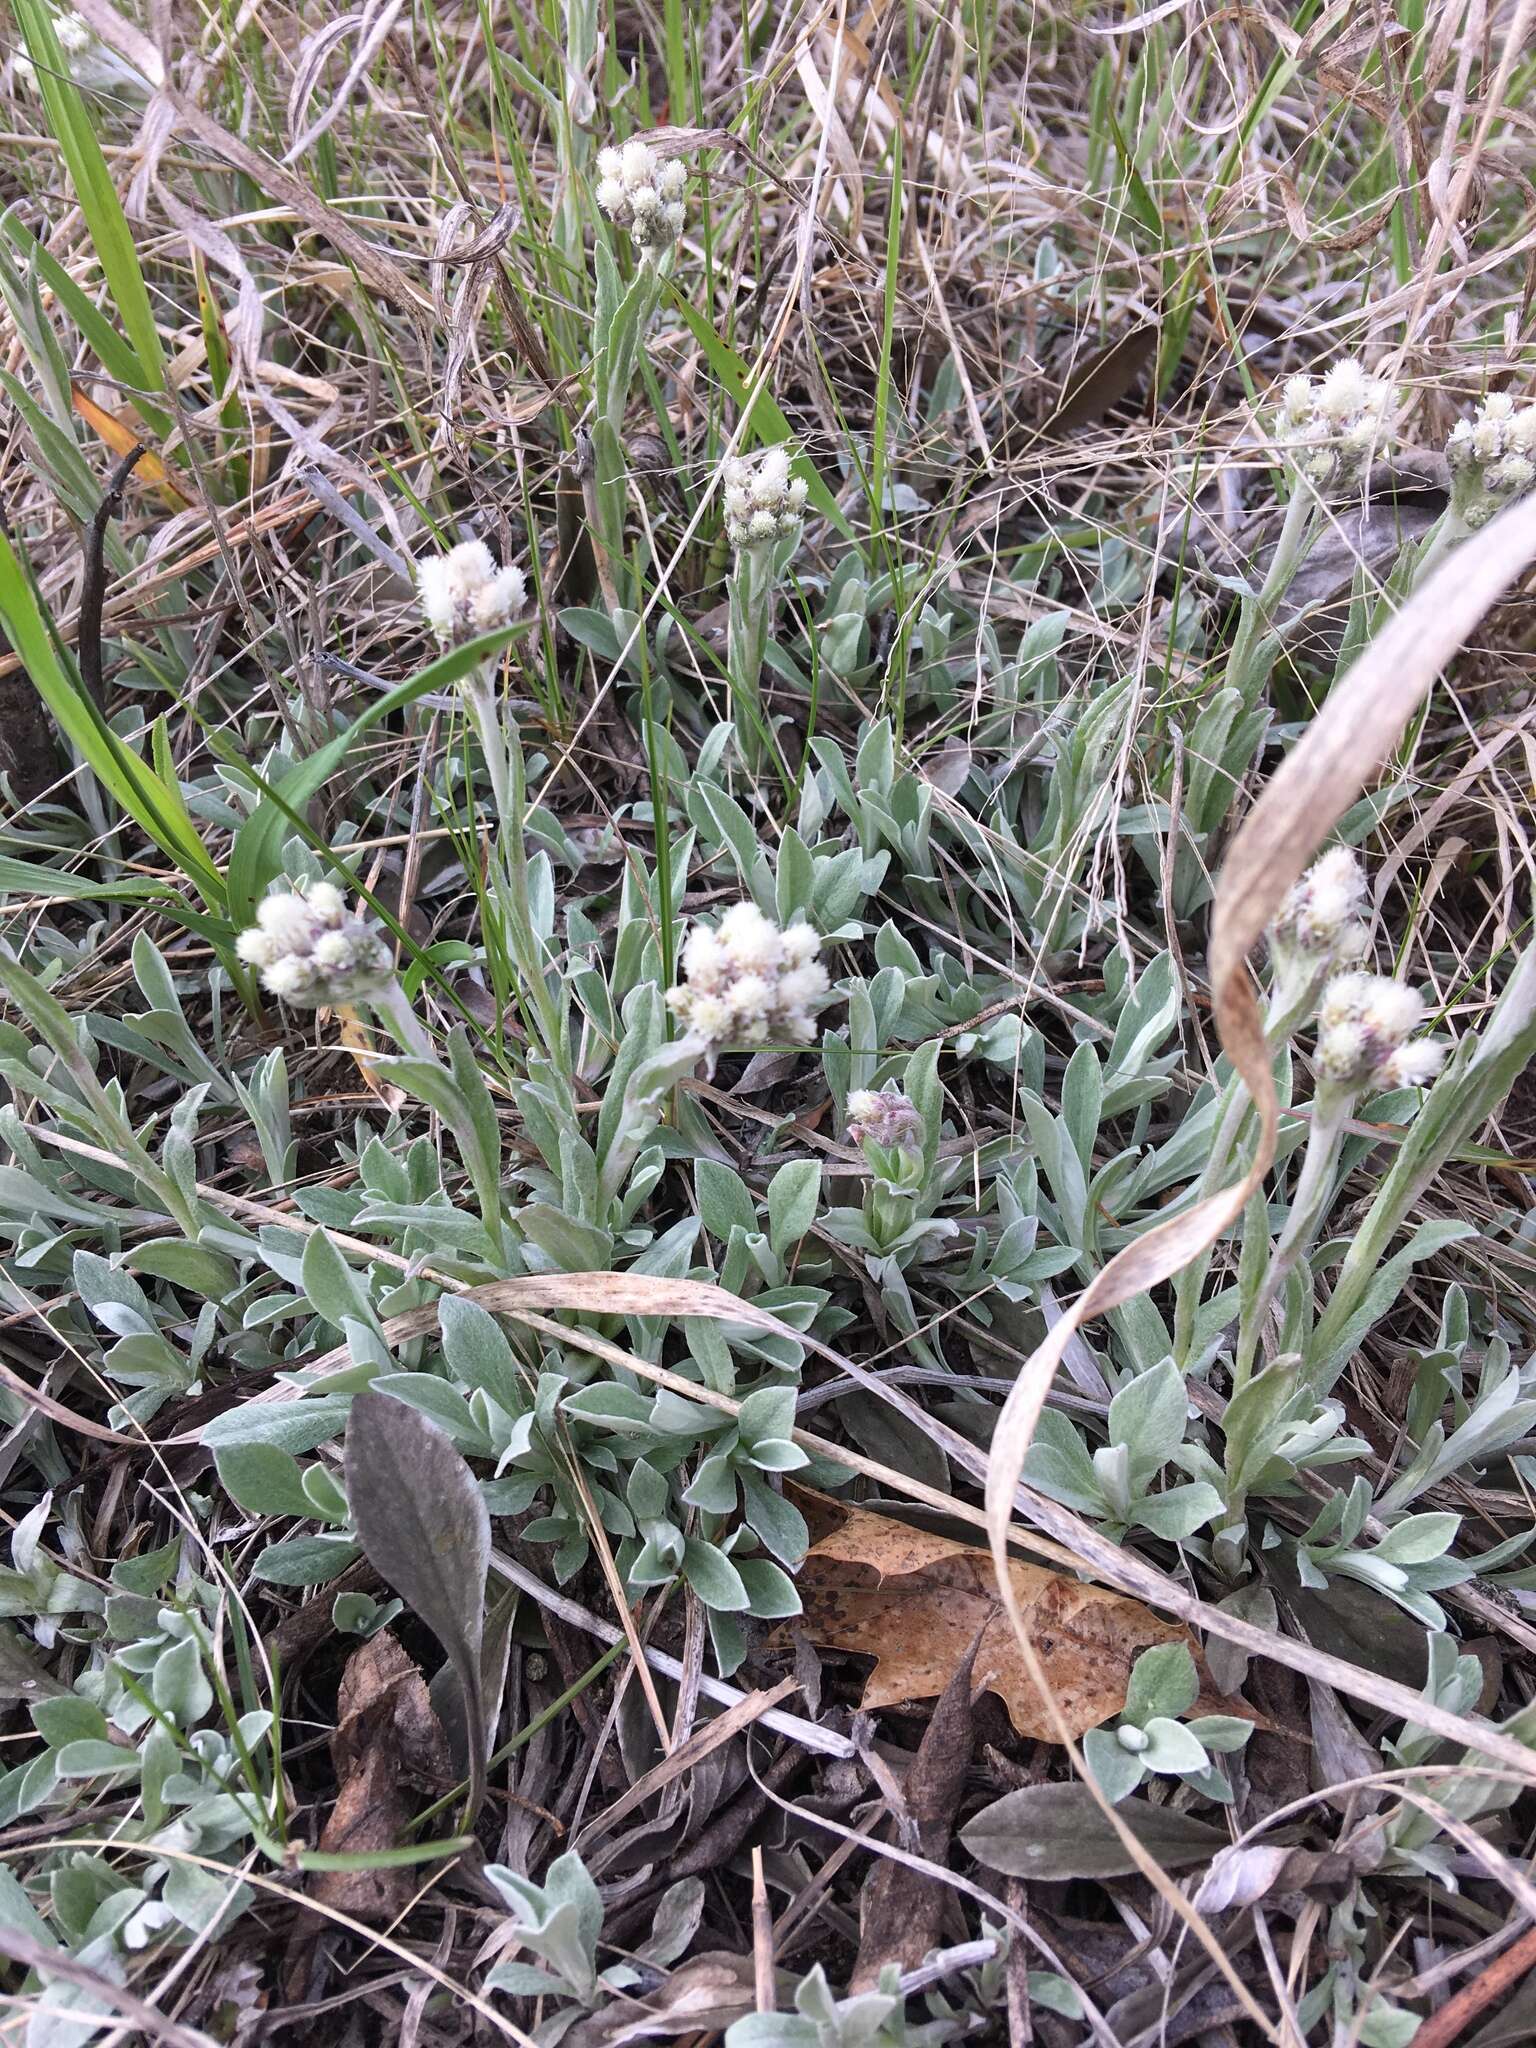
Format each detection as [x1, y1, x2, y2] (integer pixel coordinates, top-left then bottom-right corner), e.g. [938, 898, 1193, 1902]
[978, 491, 1536, 2018]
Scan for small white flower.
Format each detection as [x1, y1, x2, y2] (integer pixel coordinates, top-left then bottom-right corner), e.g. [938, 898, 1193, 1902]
[682, 926, 730, 992]
[1380, 1039, 1447, 1090]
[1268, 847, 1369, 1009]
[1448, 391, 1536, 529]
[688, 994, 735, 1041]
[256, 893, 319, 953]
[1272, 359, 1396, 492]
[306, 882, 347, 927]
[778, 962, 829, 1011]
[13, 9, 92, 87]
[723, 446, 806, 552]
[234, 928, 281, 968]
[262, 955, 319, 1001]
[595, 134, 689, 255]
[1315, 972, 1441, 1096]
[781, 923, 821, 968]
[312, 932, 355, 971]
[728, 972, 774, 1021]
[717, 902, 783, 974]
[417, 539, 525, 644]
[665, 903, 836, 1055]
[240, 885, 392, 1010]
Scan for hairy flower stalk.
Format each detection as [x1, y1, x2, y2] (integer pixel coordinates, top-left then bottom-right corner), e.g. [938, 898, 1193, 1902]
[415, 540, 566, 1076]
[847, 1087, 926, 1247]
[1173, 847, 1369, 1368]
[723, 449, 806, 770]
[1234, 972, 1447, 1386]
[590, 136, 690, 606]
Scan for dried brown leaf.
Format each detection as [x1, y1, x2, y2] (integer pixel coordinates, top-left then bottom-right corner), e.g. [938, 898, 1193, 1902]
[313, 1631, 452, 1921]
[792, 1497, 1236, 1742]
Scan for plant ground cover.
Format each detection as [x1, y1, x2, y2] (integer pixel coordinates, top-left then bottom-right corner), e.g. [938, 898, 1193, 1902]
[2, 0, 1536, 2041]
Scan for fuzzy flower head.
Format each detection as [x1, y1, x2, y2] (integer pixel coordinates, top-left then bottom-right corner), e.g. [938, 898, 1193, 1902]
[235, 883, 392, 1010]
[1314, 972, 1447, 1096]
[722, 448, 808, 552]
[1273, 359, 1397, 492]
[417, 540, 525, 645]
[1268, 846, 1370, 1004]
[846, 1087, 924, 1156]
[595, 138, 687, 255]
[1446, 392, 1536, 530]
[666, 903, 832, 1056]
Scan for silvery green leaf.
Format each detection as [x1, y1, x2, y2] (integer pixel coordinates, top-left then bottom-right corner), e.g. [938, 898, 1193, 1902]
[1186, 1714, 1254, 1754]
[1081, 1726, 1146, 1804]
[636, 1877, 705, 1968]
[683, 1538, 748, 1612]
[1371, 1513, 1460, 1566]
[740, 1471, 808, 1565]
[695, 1160, 757, 1241]
[370, 1373, 490, 1452]
[737, 1556, 800, 1618]
[54, 1740, 138, 1779]
[1107, 1359, 1187, 1477]
[300, 1231, 379, 1337]
[962, 1783, 1227, 1880]
[1137, 1715, 1210, 1777]
[440, 1296, 529, 1417]
[213, 1442, 313, 1520]
[766, 1160, 820, 1256]
[1123, 1642, 1199, 1725]
[249, 1534, 361, 1587]
[201, 1398, 352, 1456]
[1131, 1481, 1223, 1540]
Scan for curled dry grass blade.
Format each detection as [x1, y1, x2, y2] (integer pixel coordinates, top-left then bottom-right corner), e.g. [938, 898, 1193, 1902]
[975, 492, 1536, 1995]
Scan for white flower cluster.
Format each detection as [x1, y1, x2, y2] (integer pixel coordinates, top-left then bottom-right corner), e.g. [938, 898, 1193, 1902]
[1269, 847, 1369, 978]
[13, 9, 92, 88]
[723, 448, 807, 551]
[595, 139, 687, 253]
[235, 884, 393, 1009]
[418, 541, 525, 645]
[846, 1087, 923, 1154]
[1315, 973, 1447, 1094]
[1446, 392, 1536, 529]
[1273, 359, 1397, 490]
[666, 903, 830, 1049]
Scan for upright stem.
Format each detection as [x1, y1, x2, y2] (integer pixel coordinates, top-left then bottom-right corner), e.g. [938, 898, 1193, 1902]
[463, 674, 567, 1078]
[727, 541, 776, 774]
[1232, 1092, 1348, 1390]
[1225, 482, 1317, 700]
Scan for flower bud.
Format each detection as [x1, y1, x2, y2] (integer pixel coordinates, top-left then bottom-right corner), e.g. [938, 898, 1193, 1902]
[417, 540, 525, 645]
[846, 1087, 924, 1154]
